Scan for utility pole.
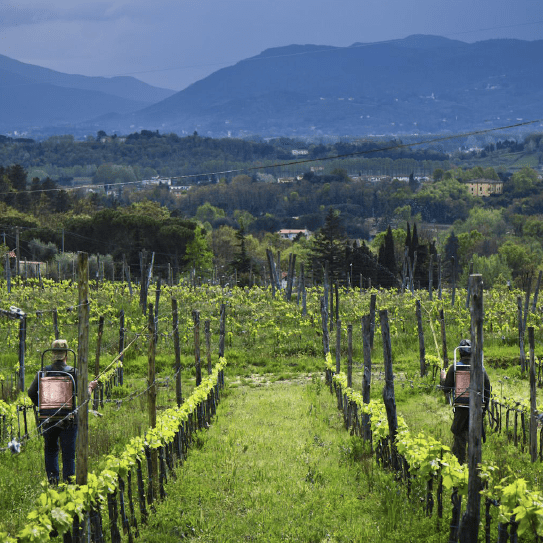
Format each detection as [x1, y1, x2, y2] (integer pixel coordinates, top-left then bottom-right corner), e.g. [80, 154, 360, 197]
[15, 227, 20, 277]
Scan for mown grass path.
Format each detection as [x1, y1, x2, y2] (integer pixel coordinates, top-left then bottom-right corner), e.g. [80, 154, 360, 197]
[138, 377, 442, 542]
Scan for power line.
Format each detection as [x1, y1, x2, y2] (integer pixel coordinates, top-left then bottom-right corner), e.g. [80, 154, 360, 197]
[0, 117, 541, 197]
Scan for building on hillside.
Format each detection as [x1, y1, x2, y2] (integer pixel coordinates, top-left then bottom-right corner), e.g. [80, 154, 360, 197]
[15, 259, 46, 278]
[143, 176, 172, 186]
[465, 178, 503, 197]
[277, 229, 311, 240]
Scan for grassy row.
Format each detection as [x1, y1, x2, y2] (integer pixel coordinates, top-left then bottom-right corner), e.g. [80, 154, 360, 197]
[136, 378, 445, 543]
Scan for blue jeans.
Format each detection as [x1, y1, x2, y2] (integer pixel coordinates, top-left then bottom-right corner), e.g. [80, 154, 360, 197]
[43, 421, 78, 484]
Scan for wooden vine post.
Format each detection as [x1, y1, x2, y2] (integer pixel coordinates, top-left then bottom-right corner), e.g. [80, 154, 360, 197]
[437, 254, 442, 300]
[323, 261, 330, 326]
[286, 253, 296, 301]
[94, 315, 104, 410]
[523, 277, 532, 333]
[518, 296, 526, 373]
[193, 311, 202, 387]
[205, 320, 212, 375]
[369, 293, 377, 349]
[147, 303, 158, 500]
[219, 304, 226, 359]
[459, 274, 484, 543]
[347, 325, 353, 389]
[320, 297, 330, 357]
[5, 252, 10, 293]
[380, 309, 398, 468]
[301, 263, 307, 317]
[266, 249, 277, 298]
[123, 254, 133, 296]
[346, 324, 353, 428]
[362, 315, 372, 441]
[330, 282, 335, 329]
[334, 284, 339, 323]
[428, 253, 434, 300]
[172, 298, 182, 407]
[76, 252, 90, 487]
[440, 308, 449, 368]
[416, 299, 426, 377]
[15, 226, 19, 278]
[118, 310, 125, 385]
[139, 250, 148, 314]
[335, 319, 341, 374]
[276, 251, 281, 291]
[529, 327, 537, 462]
[154, 277, 161, 344]
[52, 308, 59, 339]
[17, 312, 26, 393]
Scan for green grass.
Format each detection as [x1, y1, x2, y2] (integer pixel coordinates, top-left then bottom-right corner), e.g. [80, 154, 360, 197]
[137, 378, 448, 543]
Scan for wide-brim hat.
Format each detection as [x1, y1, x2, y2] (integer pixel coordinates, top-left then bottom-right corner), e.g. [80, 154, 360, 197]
[51, 339, 69, 360]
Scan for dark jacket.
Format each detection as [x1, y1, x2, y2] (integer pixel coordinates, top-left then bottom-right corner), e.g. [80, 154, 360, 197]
[441, 357, 491, 435]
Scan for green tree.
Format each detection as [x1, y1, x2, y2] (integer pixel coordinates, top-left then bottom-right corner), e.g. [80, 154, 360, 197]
[195, 202, 225, 223]
[185, 228, 213, 272]
[461, 254, 511, 289]
[453, 208, 508, 238]
[94, 163, 137, 186]
[498, 241, 539, 284]
[231, 225, 254, 285]
[457, 230, 484, 265]
[7, 164, 27, 192]
[28, 238, 58, 261]
[310, 208, 348, 283]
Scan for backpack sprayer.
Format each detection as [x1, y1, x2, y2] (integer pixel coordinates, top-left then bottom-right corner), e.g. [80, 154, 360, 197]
[37, 348, 78, 430]
[451, 345, 471, 408]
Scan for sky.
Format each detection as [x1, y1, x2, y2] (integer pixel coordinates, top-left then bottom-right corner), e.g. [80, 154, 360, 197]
[1, 0, 543, 92]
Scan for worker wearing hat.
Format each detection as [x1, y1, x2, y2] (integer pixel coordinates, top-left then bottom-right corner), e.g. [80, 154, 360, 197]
[28, 339, 97, 484]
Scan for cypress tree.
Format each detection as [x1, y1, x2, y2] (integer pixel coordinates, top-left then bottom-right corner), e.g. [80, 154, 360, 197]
[378, 225, 398, 288]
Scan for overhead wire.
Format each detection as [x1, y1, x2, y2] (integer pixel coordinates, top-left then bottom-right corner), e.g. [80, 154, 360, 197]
[0, 117, 541, 199]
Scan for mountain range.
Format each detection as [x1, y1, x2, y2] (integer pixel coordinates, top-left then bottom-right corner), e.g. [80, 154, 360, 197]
[2, 35, 543, 139]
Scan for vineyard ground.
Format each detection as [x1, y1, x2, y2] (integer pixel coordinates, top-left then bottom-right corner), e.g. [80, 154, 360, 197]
[137, 378, 445, 543]
[1, 282, 542, 540]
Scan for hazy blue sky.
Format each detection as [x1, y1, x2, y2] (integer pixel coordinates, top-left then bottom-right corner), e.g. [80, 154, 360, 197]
[1, 0, 542, 91]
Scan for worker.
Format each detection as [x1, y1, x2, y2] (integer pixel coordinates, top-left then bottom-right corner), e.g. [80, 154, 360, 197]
[28, 339, 97, 484]
[440, 339, 491, 464]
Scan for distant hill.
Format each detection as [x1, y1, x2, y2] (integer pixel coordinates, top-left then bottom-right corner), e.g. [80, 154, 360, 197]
[116, 35, 543, 138]
[0, 54, 176, 134]
[3, 35, 543, 139]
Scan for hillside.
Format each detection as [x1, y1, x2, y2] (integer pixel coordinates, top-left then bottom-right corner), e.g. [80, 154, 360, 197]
[118, 35, 543, 138]
[0, 54, 176, 134]
[3, 35, 543, 139]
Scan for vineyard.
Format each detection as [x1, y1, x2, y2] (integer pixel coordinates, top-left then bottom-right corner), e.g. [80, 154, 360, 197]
[0, 272, 543, 541]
